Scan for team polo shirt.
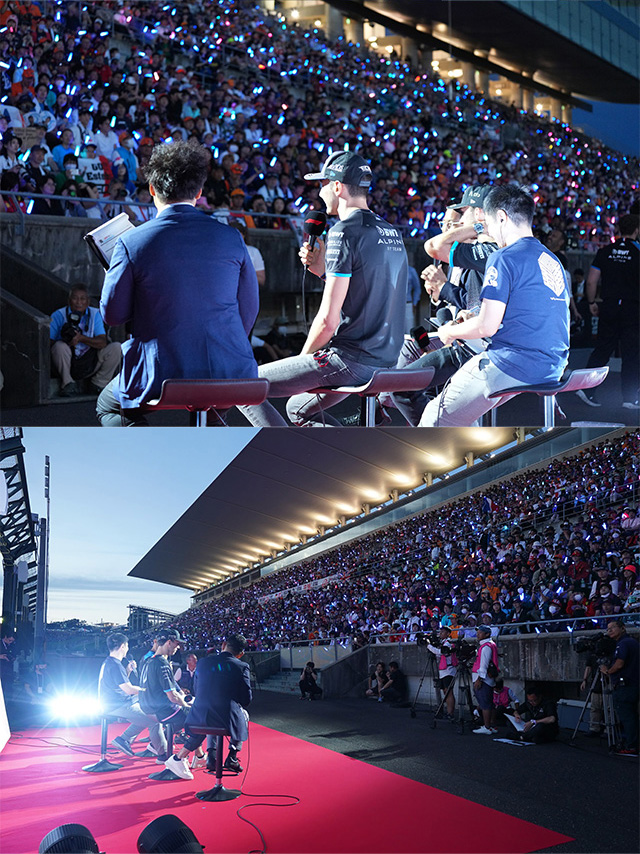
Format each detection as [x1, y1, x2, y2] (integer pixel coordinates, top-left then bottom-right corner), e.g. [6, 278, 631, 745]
[442, 240, 498, 312]
[480, 236, 570, 384]
[324, 209, 407, 368]
[140, 654, 179, 721]
[591, 237, 639, 303]
[99, 656, 133, 713]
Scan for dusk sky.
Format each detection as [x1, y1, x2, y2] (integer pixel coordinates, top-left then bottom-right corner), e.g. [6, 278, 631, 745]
[20, 428, 257, 626]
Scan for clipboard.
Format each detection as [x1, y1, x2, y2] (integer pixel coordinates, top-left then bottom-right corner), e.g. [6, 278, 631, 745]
[84, 213, 135, 270]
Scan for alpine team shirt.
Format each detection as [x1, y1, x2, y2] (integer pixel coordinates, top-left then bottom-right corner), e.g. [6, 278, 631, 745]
[480, 236, 570, 384]
[324, 209, 407, 367]
[591, 237, 640, 303]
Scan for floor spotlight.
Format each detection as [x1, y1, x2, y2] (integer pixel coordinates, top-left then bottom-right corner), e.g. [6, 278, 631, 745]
[137, 815, 203, 853]
[39, 824, 101, 854]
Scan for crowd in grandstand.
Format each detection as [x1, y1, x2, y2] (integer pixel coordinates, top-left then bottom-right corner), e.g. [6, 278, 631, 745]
[145, 431, 640, 653]
[0, 0, 637, 250]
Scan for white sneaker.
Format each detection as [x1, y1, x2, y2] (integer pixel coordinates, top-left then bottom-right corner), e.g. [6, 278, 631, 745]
[165, 754, 194, 780]
[191, 754, 207, 770]
[473, 726, 494, 735]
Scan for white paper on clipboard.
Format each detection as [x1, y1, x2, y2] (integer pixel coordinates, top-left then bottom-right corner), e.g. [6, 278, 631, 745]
[84, 213, 135, 270]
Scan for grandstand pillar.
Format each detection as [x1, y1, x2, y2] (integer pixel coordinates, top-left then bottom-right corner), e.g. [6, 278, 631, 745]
[561, 103, 572, 125]
[459, 61, 475, 88]
[401, 37, 418, 68]
[521, 87, 534, 112]
[344, 15, 364, 44]
[475, 68, 490, 94]
[326, 4, 343, 40]
[549, 97, 562, 121]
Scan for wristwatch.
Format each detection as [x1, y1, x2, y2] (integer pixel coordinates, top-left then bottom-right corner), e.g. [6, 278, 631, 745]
[472, 222, 484, 235]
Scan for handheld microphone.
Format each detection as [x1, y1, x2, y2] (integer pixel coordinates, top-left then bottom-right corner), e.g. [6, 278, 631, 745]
[303, 211, 327, 250]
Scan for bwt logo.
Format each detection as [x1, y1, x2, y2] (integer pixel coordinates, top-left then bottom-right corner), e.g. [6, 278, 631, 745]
[360, 166, 372, 173]
[376, 226, 398, 237]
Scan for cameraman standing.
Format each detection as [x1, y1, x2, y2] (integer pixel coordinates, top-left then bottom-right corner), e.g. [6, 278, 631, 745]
[427, 626, 457, 718]
[50, 284, 121, 397]
[600, 619, 639, 756]
[472, 624, 499, 735]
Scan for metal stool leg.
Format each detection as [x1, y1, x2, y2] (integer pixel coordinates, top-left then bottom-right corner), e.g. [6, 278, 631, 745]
[149, 724, 181, 781]
[196, 735, 241, 802]
[82, 718, 123, 772]
[543, 394, 556, 428]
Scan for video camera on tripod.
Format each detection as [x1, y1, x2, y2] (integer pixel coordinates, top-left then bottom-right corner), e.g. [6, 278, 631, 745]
[574, 632, 616, 664]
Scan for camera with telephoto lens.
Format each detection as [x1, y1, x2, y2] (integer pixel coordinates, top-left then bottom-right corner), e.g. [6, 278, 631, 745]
[454, 639, 477, 663]
[575, 632, 616, 663]
[60, 310, 82, 344]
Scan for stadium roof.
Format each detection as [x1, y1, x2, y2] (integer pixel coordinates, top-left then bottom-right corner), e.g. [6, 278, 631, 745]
[128, 427, 520, 592]
[330, 0, 639, 104]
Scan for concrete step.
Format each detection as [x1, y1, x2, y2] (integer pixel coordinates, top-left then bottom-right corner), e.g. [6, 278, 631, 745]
[46, 377, 100, 404]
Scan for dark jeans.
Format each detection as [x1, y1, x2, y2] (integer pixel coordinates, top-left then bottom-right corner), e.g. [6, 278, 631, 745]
[613, 683, 639, 750]
[586, 301, 639, 403]
[520, 723, 558, 744]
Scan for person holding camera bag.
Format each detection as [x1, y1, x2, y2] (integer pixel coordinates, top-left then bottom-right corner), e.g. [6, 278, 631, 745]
[50, 284, 121, 397]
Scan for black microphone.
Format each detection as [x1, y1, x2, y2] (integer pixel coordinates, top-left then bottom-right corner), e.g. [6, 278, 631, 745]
[304, 211, 327, 250]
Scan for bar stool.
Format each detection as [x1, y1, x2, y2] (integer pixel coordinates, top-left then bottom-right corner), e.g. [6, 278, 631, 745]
[82, 716, 123, 773]
[189, 726, 241, 802]
[139, 378, 270, 426]
[148, 723, 178, 781]
[310, 366, 436, 426]
[487, 366, 609, 427]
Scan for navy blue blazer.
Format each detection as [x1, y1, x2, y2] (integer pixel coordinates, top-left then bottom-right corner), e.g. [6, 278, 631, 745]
[101, 204, 259, 408]
[188, 651, 252, 744]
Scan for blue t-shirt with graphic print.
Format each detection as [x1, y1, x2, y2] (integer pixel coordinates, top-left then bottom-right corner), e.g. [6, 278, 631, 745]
[480, 236, 569, 384]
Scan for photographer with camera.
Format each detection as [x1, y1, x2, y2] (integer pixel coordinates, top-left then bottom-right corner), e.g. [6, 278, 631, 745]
[299, 660, 322, 701]
[472, 624, 499, 735]
[599, 619, 639, 756]
[427, 626, 457, 718]
[50, 284, 121, 397]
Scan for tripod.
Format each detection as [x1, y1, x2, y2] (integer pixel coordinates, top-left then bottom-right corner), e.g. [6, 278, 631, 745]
[571, 668, 622, 750]
[430, 661, 477, 734]
[410, 652, 441, 719]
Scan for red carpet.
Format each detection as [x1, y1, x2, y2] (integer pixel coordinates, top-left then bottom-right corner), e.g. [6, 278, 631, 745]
[0, 722, 572, 854]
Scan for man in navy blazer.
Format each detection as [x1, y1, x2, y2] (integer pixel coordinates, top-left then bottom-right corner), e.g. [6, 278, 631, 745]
[96, 140, 259, 426]
[163, 634, 252, 781]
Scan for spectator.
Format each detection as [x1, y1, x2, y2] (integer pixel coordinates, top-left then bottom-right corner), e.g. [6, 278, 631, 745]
[366, 660, 386, 698]
[49, 283, 121, 397]
[299, 661, 322, 701]
[379, 661, 408, 707]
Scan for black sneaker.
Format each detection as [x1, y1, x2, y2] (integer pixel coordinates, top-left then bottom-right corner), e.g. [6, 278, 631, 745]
[206, 748, 216, 772]
[223, 755, 242, 773]
[59, 381, 81, 397]
[111, 735, 136, 757]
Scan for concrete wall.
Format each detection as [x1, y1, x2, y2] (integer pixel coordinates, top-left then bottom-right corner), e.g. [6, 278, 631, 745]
[317, 628, 640, 701]
[1, 289, 51, 407]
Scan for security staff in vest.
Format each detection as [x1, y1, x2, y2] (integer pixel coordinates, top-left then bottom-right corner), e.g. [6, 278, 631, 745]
[579, 214, 639, 409]
[471, 624, 499, 735]
[427, 626, 457, 718]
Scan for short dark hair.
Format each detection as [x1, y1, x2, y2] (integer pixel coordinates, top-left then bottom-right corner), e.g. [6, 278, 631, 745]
[618, 214, 638, 236]
[342, 183, 367, 200]
[225, 634, 247, 655]
[484, 184, 535, 228]
[388, 660, 399, 670]
[69, 283, 89, 297]
[107, 632, 128, 651]
[144, 140, 209, 203]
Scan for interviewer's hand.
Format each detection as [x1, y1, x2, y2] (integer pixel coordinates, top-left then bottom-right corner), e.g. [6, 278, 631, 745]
[299, 238, 325, 278]
[589, 302, 599, 317]
[437, 321, 460, 347]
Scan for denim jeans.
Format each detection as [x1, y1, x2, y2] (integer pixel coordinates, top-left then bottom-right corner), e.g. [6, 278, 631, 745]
[238, 348, 377, 426]
[110, 700, 166, 754]
[419, 352, 527, 427]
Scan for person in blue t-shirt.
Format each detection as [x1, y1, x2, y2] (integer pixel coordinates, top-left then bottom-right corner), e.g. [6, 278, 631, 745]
[419, 184, 569, 426]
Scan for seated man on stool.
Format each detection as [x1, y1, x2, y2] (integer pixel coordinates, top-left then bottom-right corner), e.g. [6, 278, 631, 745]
[50, 284, 121, 397]
[164, 634, 252, 781]
[98, 632, 166, 759]
[138, 629, 196, 763]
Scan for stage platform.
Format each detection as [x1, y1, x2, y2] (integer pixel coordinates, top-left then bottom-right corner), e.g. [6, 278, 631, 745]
[1, 691, 637, 854]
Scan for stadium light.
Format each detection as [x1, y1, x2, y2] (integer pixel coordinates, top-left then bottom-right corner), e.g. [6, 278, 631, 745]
[47, 694, 102, 721]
